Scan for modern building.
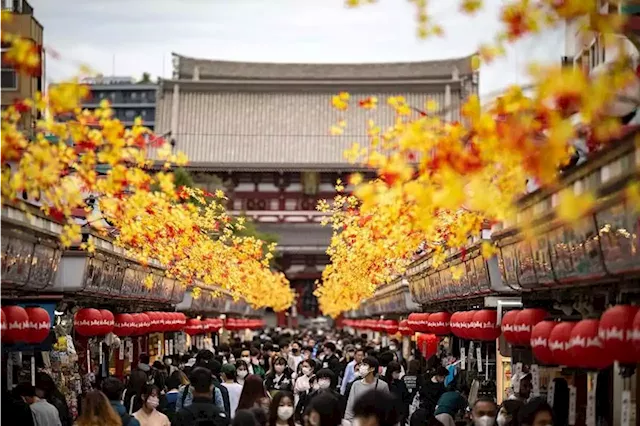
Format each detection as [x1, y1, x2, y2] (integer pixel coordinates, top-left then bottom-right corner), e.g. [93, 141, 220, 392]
[81, 76, 157, 130]
[1, 0, 43, 131]
[153, 53, 478, 322]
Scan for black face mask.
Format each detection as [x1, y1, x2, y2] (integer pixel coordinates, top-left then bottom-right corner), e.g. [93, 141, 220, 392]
[292, 348, 299, 354]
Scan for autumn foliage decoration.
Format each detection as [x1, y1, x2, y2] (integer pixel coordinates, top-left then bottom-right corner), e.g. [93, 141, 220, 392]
[0, 12, 293, 312]
[316, 1, 640, 316]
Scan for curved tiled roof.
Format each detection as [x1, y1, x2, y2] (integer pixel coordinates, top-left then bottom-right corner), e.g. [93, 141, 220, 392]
[172, 52, 476, 81]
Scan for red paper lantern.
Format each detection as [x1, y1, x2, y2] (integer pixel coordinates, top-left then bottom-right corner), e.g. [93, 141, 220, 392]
[399, 320, 413, 336]
[408, 313, 430, 333]
[25, 307, 51, 344]
[74, 308, 102, 337]
[176, 313, 187, 331]
[450, 312, 463, 338]
[549, 322, 576, 366]
[1, 309, 6, 336]
[531, 321, 556, 364]
[570, 319, 610, 369]
[99, 309, 115, 335]
[472, 310, 501, 341]
[453, 311, 473, 339]
[226, 318, 237, 331]
[417, 333, 438, 359]
[599, 305, 639, 365]
[633, 310, 640, 359]
[383, 320, 399, 335]
[427, 312, 451, 336]
[514, 309, 548, 346]
[2, 306, 29, 343]
[139, 313, 151, 335]
[185, 318, 202, 335]
[501, 310, 520, 345]
[114, 313, 135, 337]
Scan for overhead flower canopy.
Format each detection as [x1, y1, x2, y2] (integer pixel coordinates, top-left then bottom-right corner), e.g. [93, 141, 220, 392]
[316, 0, 640, 316]
[0, 12, 293, 312]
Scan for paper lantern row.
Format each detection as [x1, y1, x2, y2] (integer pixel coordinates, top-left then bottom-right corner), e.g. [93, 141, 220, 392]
[530, 305, 640, 368]
[2, 305, 51, 344]
[74, 309, 187, 337]
[342, 319, 399, 334]
[407, 312, 451, 336]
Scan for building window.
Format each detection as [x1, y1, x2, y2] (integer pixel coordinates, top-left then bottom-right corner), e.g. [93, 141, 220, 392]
[124, 109, 137, 120]
[129, 91, 138, 102]
[1, 68, 17, 90]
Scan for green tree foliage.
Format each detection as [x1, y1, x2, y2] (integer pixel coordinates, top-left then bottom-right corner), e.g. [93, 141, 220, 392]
[139, 72, 152, 83]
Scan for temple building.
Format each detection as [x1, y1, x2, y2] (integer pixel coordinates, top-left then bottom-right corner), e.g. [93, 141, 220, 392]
[153, 53, 478, 321]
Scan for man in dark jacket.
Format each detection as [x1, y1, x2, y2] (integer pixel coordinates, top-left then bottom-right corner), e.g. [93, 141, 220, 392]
[208, 359, 231, 419]
[321, 342, 343, 385]
[172, 367, 228, 426]
[102, 377, 141, 426]
[419, 366, 449, 416]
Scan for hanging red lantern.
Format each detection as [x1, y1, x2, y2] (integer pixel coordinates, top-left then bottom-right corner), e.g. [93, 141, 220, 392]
[144, 312, 157, 333]
[501, 310, 520, 345]
[570, 319, 610, 369]
[417, 333, 438, 359]
[472, 310, 501, 341]
[454, 311, 473, 340]
[427, 312, 451, 336]
[531, 321, 556, 364]
[170, 313, 181, 331]
[2, 306, 29, 343]
[226, 318, 237, 331]
[176, 313, 187, 331]
[24, 307, 51, 344]
[139, 313, 151, 335]
[1, 309, 6, 336]
[407, 313, 430, 333]
[399, 320, 413, 336]
[548, 322, 576, 367]
[450, 312, 463, 338]
[185, 318, 202, 335]
[514, 309, 548, 346]
[74, 308, 102, 337]
[383, 320, 399, 335]
[599, 305, 639, 365]
[114, 313, 135, 337]
[99, 309, 115, 335]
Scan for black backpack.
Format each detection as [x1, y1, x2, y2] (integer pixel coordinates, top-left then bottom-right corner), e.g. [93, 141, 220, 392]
[184, 405, 229, 426]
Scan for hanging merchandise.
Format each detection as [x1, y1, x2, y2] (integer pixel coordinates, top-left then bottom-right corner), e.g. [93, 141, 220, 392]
[599, 305, 639, 365]
[513, 309, 548, 346]
[531, 321, 557, 364]
[548, 322, 576, 367]
[24, 306, 51, 344]
[570, 319, 610, 369]
[2, 305, 30, 343]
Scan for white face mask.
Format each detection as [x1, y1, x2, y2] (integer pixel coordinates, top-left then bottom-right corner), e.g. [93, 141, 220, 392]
[389, 345, 397, 351]
[496, 414, 510, 426]
[275, 365, 285, 374]
[237, 370, 248, 379]
[241, 356, 251, 363]
[358, 365, 370, 376]
[277, 406, 294, 421]
[474, 416, 495, 426]
[164, 359, 172, 366]
[302, 366, 312, 376]
[392, 372, 401, 380]
[318, 379, 331, 389]
[146, 396, 159, 410]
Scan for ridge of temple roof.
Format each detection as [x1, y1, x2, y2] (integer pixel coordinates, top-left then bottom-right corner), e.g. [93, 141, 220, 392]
[171, 52, 477, 81]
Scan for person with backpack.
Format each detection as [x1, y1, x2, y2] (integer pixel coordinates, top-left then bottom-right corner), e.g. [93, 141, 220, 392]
[172, 367, 229, 426]
[101, 377, 141, 426]
[175, 363, 225, 414]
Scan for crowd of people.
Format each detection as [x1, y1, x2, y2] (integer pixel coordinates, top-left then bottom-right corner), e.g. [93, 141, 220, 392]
[3, 329, 556, 426]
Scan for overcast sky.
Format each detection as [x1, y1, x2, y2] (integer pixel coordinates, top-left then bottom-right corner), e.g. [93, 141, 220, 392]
[32, 0, 564, 98]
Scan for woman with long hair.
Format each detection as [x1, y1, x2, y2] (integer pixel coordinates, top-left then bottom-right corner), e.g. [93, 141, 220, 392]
[267, 391, 295, 426]
[235, 360, 250, 386]
[237, 374, 270, 412]
[74, 390, 121, 426]
[384, 361, 411, 425]
[133, 384, 170, 426]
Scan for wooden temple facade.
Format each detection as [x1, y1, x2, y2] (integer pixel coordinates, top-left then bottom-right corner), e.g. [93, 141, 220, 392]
[153, 53, 479, 319]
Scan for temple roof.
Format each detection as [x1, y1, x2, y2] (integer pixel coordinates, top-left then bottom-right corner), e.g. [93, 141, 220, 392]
[172, 53, 476, 82]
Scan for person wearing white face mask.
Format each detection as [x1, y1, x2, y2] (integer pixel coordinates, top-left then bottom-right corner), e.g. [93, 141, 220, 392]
[265, 356, 293, 396]
[268, 391, 295, 426]
[293, 359, 316, 403]
[471, 397, 498, 426]
[133, 385, 170, 426]
[344, 357, 390, 425]
[235, 360, 250, 386]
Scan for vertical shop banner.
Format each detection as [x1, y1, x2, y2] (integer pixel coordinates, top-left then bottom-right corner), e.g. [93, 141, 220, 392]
[476, 345, 483, 373]
[513, 363, 522, 394]
[621, 390, 631, 426]
[165, 340, 169, 356]
[30, 356, 35, 386]
[547, 380, 555, 406]
[586, 372, 597, 426]
[119, 345, 124, 360]
[568, 385, 577, 425]
[460, 347, 466, 370]
[169, 339, 174, 355]
[127, 340, 133, 362]
[531, 364, 540, 397]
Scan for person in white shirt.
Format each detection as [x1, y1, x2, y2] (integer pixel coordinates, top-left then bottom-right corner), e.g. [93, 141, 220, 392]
[220, 363, 244, 419]
[288, 341, 305, 373]
[340, 348, 365, 395]
[133, 384, 170, 426]
[293, 359, 316, 405]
